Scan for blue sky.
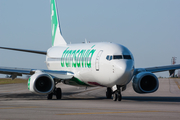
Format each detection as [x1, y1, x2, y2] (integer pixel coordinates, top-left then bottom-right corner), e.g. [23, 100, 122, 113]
[0, 0, 180, 77]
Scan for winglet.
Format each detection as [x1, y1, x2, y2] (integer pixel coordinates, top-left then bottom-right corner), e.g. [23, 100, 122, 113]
[50, 0, 67, 46]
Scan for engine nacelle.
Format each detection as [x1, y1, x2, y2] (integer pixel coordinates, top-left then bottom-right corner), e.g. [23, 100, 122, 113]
[132, 72, 159, 93]
[28, 72, 54, 95]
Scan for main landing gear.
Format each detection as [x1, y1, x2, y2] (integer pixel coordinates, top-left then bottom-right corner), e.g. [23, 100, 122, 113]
[47, 87, 62, 100]
[106, 87, 112, 99]
[106, 85, 122, 101]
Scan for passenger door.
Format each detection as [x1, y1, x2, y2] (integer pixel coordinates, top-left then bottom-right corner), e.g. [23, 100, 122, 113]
[95, 50, 103, 71]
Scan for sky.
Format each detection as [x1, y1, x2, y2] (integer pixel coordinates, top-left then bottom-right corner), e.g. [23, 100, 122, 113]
[0, 0, 180, 77]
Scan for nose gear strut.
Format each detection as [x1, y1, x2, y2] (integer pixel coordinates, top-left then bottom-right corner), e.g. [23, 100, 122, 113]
[112, 85, 122, 101]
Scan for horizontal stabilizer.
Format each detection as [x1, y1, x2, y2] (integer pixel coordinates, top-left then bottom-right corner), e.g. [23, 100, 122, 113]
[0, 46, 47, 55]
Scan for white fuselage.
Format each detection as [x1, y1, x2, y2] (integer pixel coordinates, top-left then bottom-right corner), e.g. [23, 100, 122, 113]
[46, 42, 134, 87]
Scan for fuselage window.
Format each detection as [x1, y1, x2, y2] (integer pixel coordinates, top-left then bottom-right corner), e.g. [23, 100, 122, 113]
[113, 55, 122, 59]
[123, 55, 132, 59]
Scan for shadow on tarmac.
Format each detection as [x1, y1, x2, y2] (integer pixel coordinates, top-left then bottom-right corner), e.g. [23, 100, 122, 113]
[123, 96, 180, 102]
[1, 93, 180, 102]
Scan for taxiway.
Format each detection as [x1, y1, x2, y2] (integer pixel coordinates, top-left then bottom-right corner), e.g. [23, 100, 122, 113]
[0, 78, 180, 120]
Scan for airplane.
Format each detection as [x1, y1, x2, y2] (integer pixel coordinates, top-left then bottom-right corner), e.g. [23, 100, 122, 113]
[0, 0, 180, 101]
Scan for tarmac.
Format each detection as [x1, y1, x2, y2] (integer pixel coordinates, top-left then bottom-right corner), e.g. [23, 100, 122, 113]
[0, 78, 180, 120]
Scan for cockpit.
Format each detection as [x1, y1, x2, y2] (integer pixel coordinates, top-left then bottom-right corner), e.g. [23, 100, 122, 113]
[106, 55, 132, 61]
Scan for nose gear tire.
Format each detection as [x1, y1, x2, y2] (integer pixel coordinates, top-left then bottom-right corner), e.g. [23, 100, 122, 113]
[113, 93, 117, 101]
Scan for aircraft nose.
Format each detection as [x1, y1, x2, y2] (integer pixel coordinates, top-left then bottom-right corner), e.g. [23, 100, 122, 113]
[118, 60, 133, 74]
[115, 60, 134, 85]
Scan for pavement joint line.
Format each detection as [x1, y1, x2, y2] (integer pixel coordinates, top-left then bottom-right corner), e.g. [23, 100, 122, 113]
[56, 110, 178, 115]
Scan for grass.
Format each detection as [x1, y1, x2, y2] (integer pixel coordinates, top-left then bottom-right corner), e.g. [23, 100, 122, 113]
[0, 78, 28, 85]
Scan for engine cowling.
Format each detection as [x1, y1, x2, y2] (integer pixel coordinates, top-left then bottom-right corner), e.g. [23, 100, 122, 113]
[132, 72, 159, 93]
[28, 72, 54, 95]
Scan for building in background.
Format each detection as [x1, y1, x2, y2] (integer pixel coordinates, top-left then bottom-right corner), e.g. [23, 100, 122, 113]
[169, 57, 177, 77]
[178, 70, 180, 78]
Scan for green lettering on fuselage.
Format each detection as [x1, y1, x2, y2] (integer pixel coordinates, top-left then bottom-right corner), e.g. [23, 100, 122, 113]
[61, 46, 96, 68]
[87, 49, 96, 68]
[61, 47, 69, 67]
[72, 50, 77, 68]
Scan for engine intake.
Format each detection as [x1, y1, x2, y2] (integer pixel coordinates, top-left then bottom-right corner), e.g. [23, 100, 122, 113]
[132, 72, 159, 93]
[28, 72, 54, 95]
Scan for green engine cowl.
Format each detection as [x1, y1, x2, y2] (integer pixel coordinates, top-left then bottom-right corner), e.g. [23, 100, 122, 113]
[28, 71, 54, 95]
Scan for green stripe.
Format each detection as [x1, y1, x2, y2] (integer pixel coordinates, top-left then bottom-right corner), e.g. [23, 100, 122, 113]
[28, 78, 31, 90]
[51, 0, 58, 46]
[67, 77, 90, 87]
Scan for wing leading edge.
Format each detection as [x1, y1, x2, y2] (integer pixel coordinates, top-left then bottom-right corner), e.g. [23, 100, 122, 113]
[0, 66, 74, 80]
[135, 64, 180, 75]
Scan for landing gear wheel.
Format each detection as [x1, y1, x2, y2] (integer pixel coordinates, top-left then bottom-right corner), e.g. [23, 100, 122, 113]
[112, 92, 117, 101]
[47, 93, 53, 100]
[56, 88, 62, 99]
[112, 85, 122, 102]
[117, 92, 122, 101]
[106, 87, 112, 99]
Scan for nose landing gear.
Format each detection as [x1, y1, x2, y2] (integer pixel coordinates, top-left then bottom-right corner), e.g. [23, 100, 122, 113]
[107, 85, 122, 101]
[112, 90, 122, 101]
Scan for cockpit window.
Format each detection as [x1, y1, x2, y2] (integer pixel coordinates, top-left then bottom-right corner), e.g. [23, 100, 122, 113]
[106, 55, 109, 60]
[106, 55, 132, 60]
[109, 56, 112, 60]
[113, 55, 122, 59]
[106, 55, 112, 61]
[123, 55, 132, 59]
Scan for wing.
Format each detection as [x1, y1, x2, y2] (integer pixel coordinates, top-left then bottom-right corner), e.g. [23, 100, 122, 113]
[145, 64, 180, 73]
[0, 47, 74, 80]
[135, 64, 180, 75]
[0, 66, 74, 80]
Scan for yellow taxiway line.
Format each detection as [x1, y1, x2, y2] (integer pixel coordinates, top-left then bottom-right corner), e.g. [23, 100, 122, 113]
[174, 80, 180, 90]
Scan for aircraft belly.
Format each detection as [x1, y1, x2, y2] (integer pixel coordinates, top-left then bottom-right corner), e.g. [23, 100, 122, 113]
[63, 77, 91, 87]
